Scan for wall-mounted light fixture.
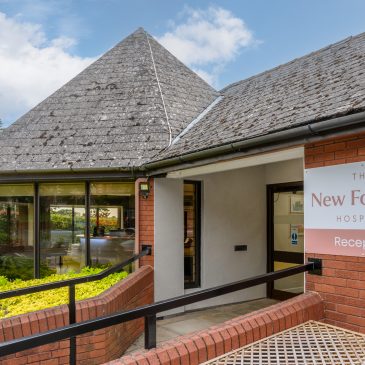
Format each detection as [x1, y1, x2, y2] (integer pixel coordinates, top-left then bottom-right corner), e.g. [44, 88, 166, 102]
[139, 181, 150, 199]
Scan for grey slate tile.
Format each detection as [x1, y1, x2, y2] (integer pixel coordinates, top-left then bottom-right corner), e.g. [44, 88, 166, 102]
[0, 28, 217, 172]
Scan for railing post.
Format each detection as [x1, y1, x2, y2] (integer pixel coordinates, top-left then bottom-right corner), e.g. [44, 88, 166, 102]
[69, 284, 76, 365]
[144, 314, 156, 349]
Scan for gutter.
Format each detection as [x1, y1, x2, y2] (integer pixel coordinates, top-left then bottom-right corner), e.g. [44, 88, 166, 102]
[0, 167, 144, 183]
[140, 110, 365, 173]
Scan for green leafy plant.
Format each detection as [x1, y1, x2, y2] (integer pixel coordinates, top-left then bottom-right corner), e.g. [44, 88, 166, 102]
[0, 256, 55, 281]
[0, 267, 128, 318]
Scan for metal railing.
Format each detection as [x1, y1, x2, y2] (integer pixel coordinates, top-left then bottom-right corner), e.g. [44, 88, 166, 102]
[0, 246, 152, 365]
[0, 257, 322, 365]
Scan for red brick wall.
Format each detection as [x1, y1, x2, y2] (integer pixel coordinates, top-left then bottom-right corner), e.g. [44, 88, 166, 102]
[305, 132, 365, 168]
[305, 132, 365, 334]
[0, 266, 154, 365]
[107, 292, 323, 365]
[135, 178, 154, 267]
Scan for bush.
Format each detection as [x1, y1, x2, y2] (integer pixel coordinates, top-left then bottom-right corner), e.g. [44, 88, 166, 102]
[0, 256, 55, 281]
[0, 267, 128, 318]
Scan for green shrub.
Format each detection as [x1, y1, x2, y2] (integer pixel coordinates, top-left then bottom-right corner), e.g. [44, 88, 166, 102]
[0, 256, 56, 280]
[0, 267, 128, 318]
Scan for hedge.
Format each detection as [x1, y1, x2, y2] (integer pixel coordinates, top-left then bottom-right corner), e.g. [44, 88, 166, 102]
[0, 267, 128, 318]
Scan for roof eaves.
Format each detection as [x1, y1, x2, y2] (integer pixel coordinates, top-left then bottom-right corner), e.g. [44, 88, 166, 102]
[141, 109, 365, 174]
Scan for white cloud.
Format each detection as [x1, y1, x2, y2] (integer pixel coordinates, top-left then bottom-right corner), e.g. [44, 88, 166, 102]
[157, 6, 256, 87]
[192, 68, 217, 86]
[0, 12, 95, 126]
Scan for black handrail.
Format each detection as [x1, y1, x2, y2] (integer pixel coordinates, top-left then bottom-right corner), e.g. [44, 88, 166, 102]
[0, 259, 322, 363]
[0, 246, 152, 365]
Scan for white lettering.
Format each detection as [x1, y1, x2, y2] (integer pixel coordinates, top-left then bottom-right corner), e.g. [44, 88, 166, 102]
[334, 236, 365, 250]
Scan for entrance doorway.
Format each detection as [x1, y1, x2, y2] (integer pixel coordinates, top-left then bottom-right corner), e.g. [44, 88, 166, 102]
[267, 182, 304, 299]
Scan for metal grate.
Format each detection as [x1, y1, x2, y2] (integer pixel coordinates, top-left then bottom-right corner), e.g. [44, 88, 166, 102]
[202, 321, 365, 365]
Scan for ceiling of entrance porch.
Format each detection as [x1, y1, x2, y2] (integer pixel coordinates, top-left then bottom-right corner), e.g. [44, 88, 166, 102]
[166, 146, 304, 178]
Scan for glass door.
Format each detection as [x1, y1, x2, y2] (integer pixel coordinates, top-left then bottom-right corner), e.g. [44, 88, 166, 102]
[267, 182, 304, 300]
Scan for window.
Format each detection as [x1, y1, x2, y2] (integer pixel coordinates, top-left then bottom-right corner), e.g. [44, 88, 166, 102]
[0, 184, 34, 280]
[0, 181, 136, 278]
[89, 182, 135, 267]
[39, 183, 86, 276]
[184, 181, 201, 288]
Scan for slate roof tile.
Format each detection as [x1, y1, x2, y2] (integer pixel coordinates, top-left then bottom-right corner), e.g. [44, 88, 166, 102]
[0, 28, 217, 172]
[1, 30, 365, 173]
[159, 33, 365, 160]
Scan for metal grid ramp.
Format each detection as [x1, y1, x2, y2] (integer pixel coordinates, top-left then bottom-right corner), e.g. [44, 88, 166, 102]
[202, 321, 365, 365]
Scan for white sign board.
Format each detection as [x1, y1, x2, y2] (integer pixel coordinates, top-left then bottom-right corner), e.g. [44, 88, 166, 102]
[305, 161, 365, 257]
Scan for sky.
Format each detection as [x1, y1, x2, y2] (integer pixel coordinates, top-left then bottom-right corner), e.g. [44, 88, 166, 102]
[0, 0, 365, 127]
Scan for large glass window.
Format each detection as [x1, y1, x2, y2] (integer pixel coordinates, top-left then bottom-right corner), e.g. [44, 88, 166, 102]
[184, 181, 201, 288]
[39, 183, 86, 276]
[0, 185, 34, 280]
[0, 181, 136, 279]
[89, 183, 135, 267]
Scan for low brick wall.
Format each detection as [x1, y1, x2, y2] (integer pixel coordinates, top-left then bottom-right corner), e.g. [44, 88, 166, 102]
[108, 292, 323, 365]
[306, 254, 365, 333]
[0, 265, 154, 365]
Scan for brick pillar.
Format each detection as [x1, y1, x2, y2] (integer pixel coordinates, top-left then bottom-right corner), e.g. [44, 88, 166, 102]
[135, 178, 154, 267]
[305, 132, 365, 333]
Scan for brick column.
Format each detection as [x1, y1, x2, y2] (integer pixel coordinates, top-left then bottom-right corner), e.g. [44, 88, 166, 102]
[135, 178, 154, 267]
[305, 132, 365, 333]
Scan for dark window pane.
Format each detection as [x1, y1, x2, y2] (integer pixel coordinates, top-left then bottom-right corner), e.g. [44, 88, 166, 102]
[0, 185, 34, 280]
[89, 183, 135, 268]
[184, 181, 201, 288]
[39, 183, 85, 276]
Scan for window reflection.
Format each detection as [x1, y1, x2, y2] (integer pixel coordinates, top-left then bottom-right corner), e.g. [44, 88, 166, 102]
[0, 185, 34, 280]
[89, 183, 135, 267]
[0, 181, 136, 279]
[39, 183, 85, 276]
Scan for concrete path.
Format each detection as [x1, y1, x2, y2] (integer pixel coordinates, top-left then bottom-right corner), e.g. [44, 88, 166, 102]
[126, 298, 278, 354]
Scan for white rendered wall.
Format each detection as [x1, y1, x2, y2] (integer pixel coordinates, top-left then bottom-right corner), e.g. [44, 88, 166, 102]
[185, 166, 267, 310]
[265, 158, 303, 184]
[154, 158, 304, 313]
[154, 178, 184, 315]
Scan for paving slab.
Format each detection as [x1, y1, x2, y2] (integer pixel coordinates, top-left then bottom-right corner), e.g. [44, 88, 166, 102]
[125, 298, 277, 354]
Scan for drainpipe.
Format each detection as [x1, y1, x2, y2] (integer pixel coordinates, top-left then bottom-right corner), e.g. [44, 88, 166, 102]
[140, 110, 365, 173]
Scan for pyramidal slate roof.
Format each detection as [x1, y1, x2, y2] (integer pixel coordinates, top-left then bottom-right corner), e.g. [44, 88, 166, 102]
[159, 32, 365, 160]
[0, 28, 218, 173]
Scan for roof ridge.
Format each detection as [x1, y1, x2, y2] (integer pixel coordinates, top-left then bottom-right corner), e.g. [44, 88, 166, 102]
[144, 30, 172, 148]
[220, 32, 365, 93]
[171, 95, 224, 145]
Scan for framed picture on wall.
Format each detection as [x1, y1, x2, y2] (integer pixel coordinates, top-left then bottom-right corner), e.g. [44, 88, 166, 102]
[290, 195, 304, 213]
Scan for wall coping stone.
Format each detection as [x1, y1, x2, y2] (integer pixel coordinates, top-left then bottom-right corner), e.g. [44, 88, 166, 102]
[106, 292, 323, 365]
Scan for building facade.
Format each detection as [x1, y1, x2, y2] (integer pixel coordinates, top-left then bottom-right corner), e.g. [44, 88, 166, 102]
[1, 28, 365, 330]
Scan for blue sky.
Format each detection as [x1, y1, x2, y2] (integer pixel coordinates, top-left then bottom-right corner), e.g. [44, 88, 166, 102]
[1, 0, 365, 127]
